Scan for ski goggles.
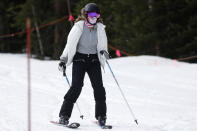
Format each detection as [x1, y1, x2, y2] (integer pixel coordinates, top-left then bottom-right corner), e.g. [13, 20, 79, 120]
[88, 12, 100, 18]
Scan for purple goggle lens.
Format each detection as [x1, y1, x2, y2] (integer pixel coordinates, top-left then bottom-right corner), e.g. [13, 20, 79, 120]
[88, 12, 99, 18]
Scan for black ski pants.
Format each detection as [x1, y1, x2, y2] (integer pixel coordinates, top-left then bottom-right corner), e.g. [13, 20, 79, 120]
[59, 52, 106, 119]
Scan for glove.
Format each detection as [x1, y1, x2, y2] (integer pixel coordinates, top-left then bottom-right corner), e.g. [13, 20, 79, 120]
[100, 50, 110, 59]
[58, 61, 66, 72]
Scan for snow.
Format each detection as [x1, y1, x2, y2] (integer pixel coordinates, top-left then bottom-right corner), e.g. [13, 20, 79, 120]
[0, 53, 197, 131]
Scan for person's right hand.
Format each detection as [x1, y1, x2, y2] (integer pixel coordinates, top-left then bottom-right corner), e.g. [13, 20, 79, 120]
[58, 61, 66, 72]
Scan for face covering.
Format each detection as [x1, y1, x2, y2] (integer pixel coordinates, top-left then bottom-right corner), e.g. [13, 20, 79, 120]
[88, 17, 97, 25]
[85, 17, 97, 28]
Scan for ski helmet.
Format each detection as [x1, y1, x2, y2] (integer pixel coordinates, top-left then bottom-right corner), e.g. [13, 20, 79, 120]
[84, 3, 100, 14]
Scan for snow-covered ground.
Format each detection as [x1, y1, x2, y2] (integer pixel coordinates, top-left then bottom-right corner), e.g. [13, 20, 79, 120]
[0, 53, 197, 131]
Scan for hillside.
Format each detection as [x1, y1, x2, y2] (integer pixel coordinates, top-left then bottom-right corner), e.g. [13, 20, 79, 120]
[0, 54, 197, 131]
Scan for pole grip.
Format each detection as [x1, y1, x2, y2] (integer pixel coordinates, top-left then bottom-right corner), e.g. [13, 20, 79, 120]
[63, 67, 66, 76]
[100, 50, 111, 59]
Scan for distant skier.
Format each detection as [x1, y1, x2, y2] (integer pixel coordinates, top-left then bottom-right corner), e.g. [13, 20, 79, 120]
[58, 3, 109, 126]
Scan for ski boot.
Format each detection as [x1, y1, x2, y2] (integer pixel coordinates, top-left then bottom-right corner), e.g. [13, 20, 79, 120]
[59, 115, 69, 125]
[98, 116, 106, 126]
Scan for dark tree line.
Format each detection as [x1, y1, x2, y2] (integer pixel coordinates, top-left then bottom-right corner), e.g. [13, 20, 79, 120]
[0, 0, 197, 62]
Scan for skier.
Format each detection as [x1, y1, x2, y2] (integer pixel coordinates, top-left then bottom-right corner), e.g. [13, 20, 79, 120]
[58, 3, 109, 126]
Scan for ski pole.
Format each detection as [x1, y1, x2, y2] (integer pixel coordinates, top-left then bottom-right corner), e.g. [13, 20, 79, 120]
[101, 50, 138, 125]
[63, 68, 84, 119]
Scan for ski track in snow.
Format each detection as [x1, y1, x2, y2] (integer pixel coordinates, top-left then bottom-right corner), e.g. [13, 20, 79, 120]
[0, 53, 197, 131]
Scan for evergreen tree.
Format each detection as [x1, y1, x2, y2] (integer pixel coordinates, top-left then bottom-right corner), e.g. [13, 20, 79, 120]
[0, 0, 25, 53]
[0, 0, 197, 62]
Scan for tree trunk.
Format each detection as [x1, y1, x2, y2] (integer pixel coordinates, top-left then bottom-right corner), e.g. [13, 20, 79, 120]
[53, 0, 66, 59]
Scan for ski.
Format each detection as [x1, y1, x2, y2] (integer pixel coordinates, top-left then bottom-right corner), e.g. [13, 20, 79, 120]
[93, 121, 112, 129]
[50, 121, 80, 129]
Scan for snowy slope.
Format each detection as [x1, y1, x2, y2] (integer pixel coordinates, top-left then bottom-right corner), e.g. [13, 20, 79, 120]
[0, 53, 197, 131]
